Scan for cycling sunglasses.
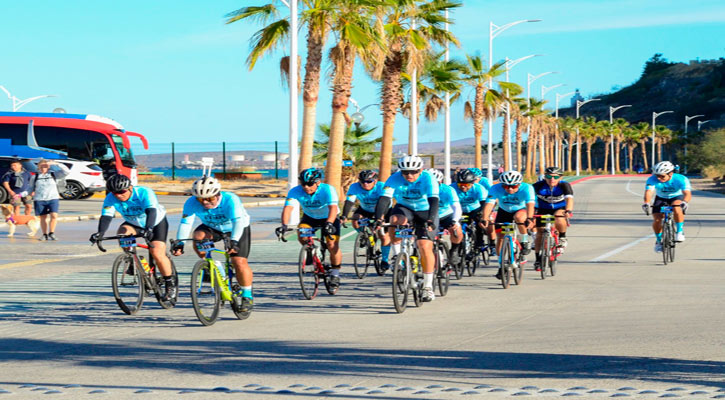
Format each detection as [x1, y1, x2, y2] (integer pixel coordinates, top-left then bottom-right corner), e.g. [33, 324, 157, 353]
[401, 170, 420, 176]
[503, 184, 520, 189]
[545, 174, 561, 179]
[113, 189, 129, 195]
[361, 179, 376, 184]
[656, 174, 668, 179]
[197, 196, 217, 203]
[457, 182, 472, 188]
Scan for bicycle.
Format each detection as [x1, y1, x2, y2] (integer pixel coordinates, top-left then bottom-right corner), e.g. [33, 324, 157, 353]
[276, 226, 338, 300]
[659, 205, 679, 265]
[433, 228, 451, 297]
[94, 234, 178, 315]
[455, 216, 477, 279]
[348, 218, 383, 278]
[534, 214, 569, 279]
[173, 236, 251, 326]
[497, 222, 526, 289]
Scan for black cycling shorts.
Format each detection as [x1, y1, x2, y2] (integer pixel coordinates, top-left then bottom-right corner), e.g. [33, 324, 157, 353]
[299, 214, 341, 238]
[439, 214, 457, 230]
[652, 195, 684, 214]
[494, 209, 526, 227]
[390, 204, 436, 241]
[534, 207, 566, 227]
[120, 217, 169, 243]
[194, 224, 251, 258]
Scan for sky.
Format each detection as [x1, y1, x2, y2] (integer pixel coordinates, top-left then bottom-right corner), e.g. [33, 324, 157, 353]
[1, 0, 724, 151]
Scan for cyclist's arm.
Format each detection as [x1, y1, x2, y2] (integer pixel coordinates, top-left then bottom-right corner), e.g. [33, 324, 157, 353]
[682, 189, 692, 203]
[341, 200, 355, 219]
[97, 197, 116, 235]
[97, 215, 113, 236]
[230, 216, 245, 241]
[643, 188, 655, 204]
[326, 203, 339, 224]
[144, 208, 158, 231]
[481, 201, 495, 221]
[452, 201, 462, 223]
[281, 204, 294, 226]
[427, 197, 439, 222]
[176, 199, 197, 243]
[526, 202, 535, 220]
[375, 185, 394, 220]
[565, 197, 574, 213]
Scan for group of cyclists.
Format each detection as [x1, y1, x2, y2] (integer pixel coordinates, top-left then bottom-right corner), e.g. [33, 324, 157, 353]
[88, 153, 691, 315]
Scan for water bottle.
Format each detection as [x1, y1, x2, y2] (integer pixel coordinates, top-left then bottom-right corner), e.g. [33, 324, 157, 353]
[410, 256, 419, 274]
[139, 256, 151, 273]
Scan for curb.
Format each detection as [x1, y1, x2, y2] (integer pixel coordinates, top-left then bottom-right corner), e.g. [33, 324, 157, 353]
[0, 199, 286, 229]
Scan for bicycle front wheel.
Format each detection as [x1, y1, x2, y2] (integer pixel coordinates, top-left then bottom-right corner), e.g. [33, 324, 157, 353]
[352, 232, 369, 279]
[540, 233, 551, 280]
[499, 240, 512, 289]
[436, 242, 450, 297]
[111, 254, 144, 315]
[513, 242, 524, 286]
[549, 235, 558, 277]
[454, 244, 465, 280]
[666, 219, 676, 264]
[662, 219, 672, 265]
[298, 247, 319, 300]
[190, 260, 221, 326]
[392, 253, 410, 313]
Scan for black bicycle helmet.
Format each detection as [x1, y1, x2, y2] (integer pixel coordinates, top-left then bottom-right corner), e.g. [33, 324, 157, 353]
[299, 168, 323, 185]
[545, 166, 563, 175]
[106, 174, 132, 192]
[456, 169, 476, 184]
[358, 169, 378, 182]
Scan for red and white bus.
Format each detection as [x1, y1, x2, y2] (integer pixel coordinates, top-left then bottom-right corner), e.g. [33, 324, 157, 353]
[0, 112, 148, 184]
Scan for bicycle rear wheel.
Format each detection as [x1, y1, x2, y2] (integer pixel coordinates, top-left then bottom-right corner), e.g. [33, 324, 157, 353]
[352, 232, 369, 279]
[466, 236, 478, 276]
[513, 242, 523, 286]
[454, 245, 465, 280]
[499, 240, 512, 289]
[540, 233, 551, 280]
[299, 247, 319, 300]
[111, 254, 144, 315]
[436, 242, 450, 297]
[549, 234, 558, 277]
[392, 253, 410, 313]
[190, 260, 221, 326]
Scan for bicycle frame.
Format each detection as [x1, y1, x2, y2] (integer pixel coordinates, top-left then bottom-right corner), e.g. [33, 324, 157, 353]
[195, 240, 235, 302]
[298, 227, 327, 274]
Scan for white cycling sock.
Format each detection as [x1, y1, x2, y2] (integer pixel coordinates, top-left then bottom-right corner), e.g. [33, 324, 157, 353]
[391, 243, 401, 258]
[423, 273, 434, 288]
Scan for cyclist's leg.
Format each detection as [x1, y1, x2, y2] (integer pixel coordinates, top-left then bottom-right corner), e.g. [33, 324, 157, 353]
[297, 214, 317, 246]
[389, 205, 412, 260]
[148, 218, 173, 277]
[669, 195, 686, 234]
[651, 196, 668, 242]
[192, 225, 219, 258]
[493, 210, 513, 255]
[413, 211, 436, 301]
[325, 218, 343, 267]
[534, 209, 546, 253]
[231, 226, 253, 306]
[379, 209, 392, 265]
[513, 209, 531, 254]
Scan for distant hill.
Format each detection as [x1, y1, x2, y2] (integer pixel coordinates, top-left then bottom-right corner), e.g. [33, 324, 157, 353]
[558, 56, 725, 130]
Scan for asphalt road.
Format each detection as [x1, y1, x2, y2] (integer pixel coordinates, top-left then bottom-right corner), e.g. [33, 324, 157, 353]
[0, 177, 723, 399]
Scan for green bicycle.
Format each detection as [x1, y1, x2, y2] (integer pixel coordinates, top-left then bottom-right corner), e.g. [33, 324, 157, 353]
[173, 237, 251, 326]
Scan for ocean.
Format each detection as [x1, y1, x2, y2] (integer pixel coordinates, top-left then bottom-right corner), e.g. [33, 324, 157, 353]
[147, 168, 288, 179]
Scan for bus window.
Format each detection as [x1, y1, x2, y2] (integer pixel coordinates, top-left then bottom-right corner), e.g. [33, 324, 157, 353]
[111, 135, 136, 168]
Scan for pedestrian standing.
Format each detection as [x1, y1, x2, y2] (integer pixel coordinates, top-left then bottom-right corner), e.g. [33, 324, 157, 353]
[30, 159, 70, 240]
[1, 159, 33, 215]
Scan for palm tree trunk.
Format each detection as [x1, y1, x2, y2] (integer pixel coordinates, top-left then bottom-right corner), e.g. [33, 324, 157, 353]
[603, 139, 610, 173]
[473, 85, 484, 168]
[586, 141, 593, 172]
[538, 129, 546, 177]
[299, 32, 324, 171]
[378, 46, 403, 181]
[640, 140, 649, 170]
[628, 144, 634, 171]
[326, 45, 355, 198]
[502, 113, 510, 170]
[614, 138, 621, 173]
[566, 131, 574, 172]
[515, 119, 524, 171]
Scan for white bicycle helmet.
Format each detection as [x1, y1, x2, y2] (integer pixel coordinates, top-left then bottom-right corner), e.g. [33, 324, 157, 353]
[191, 176, 221, 197]
[653, 161, 675, 175]
[426, 168, 444, 183]
[397, 155, 424, 171]
[500, 170, 523, 186]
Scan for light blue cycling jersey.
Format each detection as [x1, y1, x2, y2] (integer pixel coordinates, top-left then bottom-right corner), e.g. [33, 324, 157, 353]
[452, 182, 488, 213]
[645, 173, 691, 199]
[176, 191, 250, 242]
[382, 170, 439, 211]
[101, 186, 166, 228]
[485, 182, 535, 213]
[477, 177, 492, 191]
[285, 183, 339, 220]
[346, 182, 385, 213]
[438, 183, 459, 218]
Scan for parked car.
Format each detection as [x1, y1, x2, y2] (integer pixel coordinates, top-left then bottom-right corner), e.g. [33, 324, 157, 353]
[0, 157, 38, 204]
[51, 159, 106, 200]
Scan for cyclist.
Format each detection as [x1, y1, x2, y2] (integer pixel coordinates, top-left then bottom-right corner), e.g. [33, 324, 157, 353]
[341, 169, 391, 270]
[277, 168, 343, 289]
[171, 176, 253, 312]
[89, 174, 176, 303]
[427, 168, 463, 265]
[643, 161, 692, 251]
[452, 169, 490, 254]
[533, 167, 573, 271]
[481, 171, 535, 279]
[468, 167, 492, 191]
[375, 155, 439, 302]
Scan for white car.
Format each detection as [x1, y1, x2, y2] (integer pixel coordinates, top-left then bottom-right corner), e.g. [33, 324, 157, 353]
[50, 159, 106, 200]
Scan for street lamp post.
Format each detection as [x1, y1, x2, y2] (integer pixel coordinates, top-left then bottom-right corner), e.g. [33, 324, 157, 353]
[697, 120, 711, 131]
[609, 104, 632, 175]
[683, 114, 704, 174]
[538, 83, 564, 170]
[444, 9, 451, 184]
[651, 110, 673, 168]
[555, 91, 575, 168]
[409, 18, 418, 156]
[504, 54, 541, 171]
[488, 19, 540, 180]
[526, 71, 557, 174]
[0, 86, 57, 112]
[575, 98, 601, 176]
[279, 0, 299, 189]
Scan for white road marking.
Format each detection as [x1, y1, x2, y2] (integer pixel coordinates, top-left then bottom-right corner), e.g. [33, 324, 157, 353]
[589, 233, 654, 262]
[625, 179, 643, 197]
[340, 230, 356, 240]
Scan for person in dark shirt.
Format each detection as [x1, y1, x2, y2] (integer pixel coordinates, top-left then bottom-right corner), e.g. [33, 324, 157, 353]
[1, 160, 33, 215]
[532, 167, 573, 270]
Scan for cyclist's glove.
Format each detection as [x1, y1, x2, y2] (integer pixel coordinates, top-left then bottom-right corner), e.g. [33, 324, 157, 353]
[140, 228, 154, 242]
[642, 203, 651, 216]
[680, 202, 688, 214]
[275, 224, 288, 237]
[425, 220, 437, 230]
[229, 240, 241, 254]
[89, 232, 101, 244]
[171, 241, 184, 255]
[323, 222, 336, 237]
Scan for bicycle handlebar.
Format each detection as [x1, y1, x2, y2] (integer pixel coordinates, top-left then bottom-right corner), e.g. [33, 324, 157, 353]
[92, 234, 150, 253]
[275, 227, 294, 242]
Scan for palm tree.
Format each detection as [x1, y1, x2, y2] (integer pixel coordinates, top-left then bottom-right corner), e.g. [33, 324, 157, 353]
[226, 1, 335, 171]
[631, 122, 650, 171]
[325, 0, 384, 197]
[580, 117, 605, 172]
[523, 98, 548, 180]
[498, 83, 523, 172]
[462, 57, 507, 168]
[512, 97, 528, 171]
[416, 51, 465, 122]
[560, 117, 578, 173]
[610, 117, 629, 173]
[621, 125, 642, 172]
[314, 122, 381, 193]
[375, 0, 461, 180]
[655, 125, 673, 162]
